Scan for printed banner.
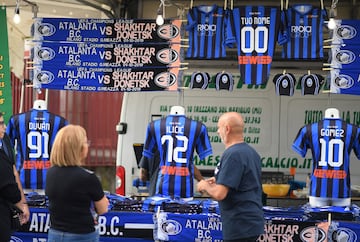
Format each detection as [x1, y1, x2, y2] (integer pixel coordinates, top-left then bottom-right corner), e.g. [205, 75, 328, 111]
[259, 220, 330, 242]
[32, 18, 182, 43]
[12, 206, 360, 242]
[332, 19, 360, 45]
[32, 66, 181, 92]
[329, 44, 360, 70]
[329, 69, 360, 95]
[32, 42, 182, 69]
[0, 7, 13, 122]
[14, 208, 154, 241]
[154, 212, 223, 242]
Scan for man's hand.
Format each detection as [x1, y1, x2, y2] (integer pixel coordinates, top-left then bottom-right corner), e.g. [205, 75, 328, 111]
[16, 202, 30, 225]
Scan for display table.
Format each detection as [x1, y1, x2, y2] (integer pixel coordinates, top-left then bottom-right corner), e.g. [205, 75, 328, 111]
[11, 206, 360, 242]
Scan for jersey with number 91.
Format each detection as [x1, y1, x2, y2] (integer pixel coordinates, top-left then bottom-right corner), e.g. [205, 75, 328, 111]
[142, 115, 213, 199]
[292, 118, 360, 199]
[6, 109, 68, 190]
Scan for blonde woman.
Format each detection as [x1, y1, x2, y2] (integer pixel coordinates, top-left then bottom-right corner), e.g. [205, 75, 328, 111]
[45, 124, 109, 242]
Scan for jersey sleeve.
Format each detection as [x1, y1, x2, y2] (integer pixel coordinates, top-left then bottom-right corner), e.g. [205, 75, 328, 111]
[277, 10, 289, 45]
[88, 172, 105, 202]
[292, 126, 308, 157]
[224, 10, 236, 48]
[5, 116, 17, 146]
[195, 124, 213, 160]
[142, 122, 156, 159]
[185, 8, 196, 31]
[353, 127, 360, 159]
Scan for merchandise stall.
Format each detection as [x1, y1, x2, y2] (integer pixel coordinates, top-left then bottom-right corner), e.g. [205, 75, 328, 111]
[11, 196, 360, 242]
[3, 1, 360, 242]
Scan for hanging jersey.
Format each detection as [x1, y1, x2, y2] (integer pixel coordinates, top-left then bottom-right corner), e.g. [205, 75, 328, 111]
[292, 119, 360, 199]
[142, 115, 213, 199]
[225, 6, 284, 85]
[6, 109, 68, 189]
[215, 71, 234, 91]
[329, 69, 360, 95]
[299, 73, 324, 95]
[282, 4, 327, 60]
[186, 5, 227, 59]
[329, 45, 360, 70]
[189, 71, 210, 89]
[273, 72, 296, 96]
[331, 19, 360, 45]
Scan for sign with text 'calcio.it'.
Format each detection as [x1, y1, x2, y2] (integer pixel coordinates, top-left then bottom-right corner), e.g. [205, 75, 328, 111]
[31, 18, 183, 92]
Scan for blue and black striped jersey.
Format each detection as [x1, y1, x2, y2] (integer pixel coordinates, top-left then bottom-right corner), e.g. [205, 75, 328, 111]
[225, 6, 284, 85]
[6, 109, 68, 189]
[186, 5, 227, 59]
[292, 118, 360, 199]
[142, 115, 213, 199]
[282, 4, 327, 60]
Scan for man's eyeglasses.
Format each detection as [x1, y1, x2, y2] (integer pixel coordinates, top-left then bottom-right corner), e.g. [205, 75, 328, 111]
[0, 121, 5, 126]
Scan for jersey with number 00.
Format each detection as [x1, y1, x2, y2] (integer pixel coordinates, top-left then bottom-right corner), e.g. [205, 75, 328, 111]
[282, 4, 327, 60]
[142, 115, 213, 199]
[225, 6, 283, 85]
[292, 119, 360, 199]
[186, 5, 227, 59]
[6, 109, 68, 189]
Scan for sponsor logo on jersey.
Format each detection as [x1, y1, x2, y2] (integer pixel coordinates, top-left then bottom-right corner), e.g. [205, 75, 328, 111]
[36, 71, 55, 84]
[313, 169, 347, 179]
[154, 72, 177, 88]
[23, 160, 51, 170]
[36, 47, 56, 61]
[238, 55, 272, 64]
[291, 25, 312, 38]
[37, 23, 56, 36]
[160, 220, 182, 235]
[161, 166, 190, 176]
[156, 48, 179, 64]
[157, 24, 180, 40]
[336, 25, 357, 39]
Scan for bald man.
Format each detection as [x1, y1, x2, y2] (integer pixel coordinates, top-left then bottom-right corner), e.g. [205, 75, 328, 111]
[197, 112, 264, 242]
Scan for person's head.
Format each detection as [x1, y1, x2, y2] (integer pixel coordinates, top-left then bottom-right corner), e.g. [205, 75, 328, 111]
[0, 112, 6, 139]
[50, 124, 89, 167]
[217, 112, 244, 147]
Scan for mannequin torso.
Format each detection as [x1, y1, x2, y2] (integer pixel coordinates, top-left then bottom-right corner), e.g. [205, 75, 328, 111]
[170, 106, 185, 115]
[33, 100, 47, 110]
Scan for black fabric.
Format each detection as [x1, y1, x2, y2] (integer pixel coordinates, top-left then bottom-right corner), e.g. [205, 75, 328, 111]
[7, 201, 23, 231]
[46, 166, 105, 234]
[2, 134, 16, 166]
[0, 135, 22, 241]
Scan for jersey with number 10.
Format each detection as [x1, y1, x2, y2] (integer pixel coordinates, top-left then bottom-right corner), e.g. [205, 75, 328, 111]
[292, 118, 360, 199]
[6, 109, 68, 189]
[225, 6, 284, 85]
[142, 115, 213, 199]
